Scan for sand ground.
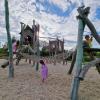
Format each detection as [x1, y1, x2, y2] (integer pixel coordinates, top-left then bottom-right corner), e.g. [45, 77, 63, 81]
[0, 59, 100, 100]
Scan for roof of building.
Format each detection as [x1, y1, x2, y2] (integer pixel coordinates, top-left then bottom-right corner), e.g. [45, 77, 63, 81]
[19, 25, 34, 34]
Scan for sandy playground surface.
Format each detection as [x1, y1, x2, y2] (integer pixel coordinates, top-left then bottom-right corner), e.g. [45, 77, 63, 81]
[0, 59, 100, 100]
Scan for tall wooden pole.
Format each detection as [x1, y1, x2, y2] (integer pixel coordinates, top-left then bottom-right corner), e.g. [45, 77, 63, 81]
[36, 24, 40, 71]
[62, 38, 65, 65]
[20, 22, 25, 46]
[68, 49, 77, 74]
[5, 0, 14, 78]
[70, 19, 85, 100]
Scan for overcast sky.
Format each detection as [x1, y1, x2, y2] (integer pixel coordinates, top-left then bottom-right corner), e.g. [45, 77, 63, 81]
[0, 0, 100, 49]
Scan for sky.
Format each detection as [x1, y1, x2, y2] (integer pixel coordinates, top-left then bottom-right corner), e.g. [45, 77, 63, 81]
[0, 0, 100, 49]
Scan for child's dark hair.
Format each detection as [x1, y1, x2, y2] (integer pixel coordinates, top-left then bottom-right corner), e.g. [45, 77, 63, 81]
[85, 35, 89, 39]
[16, 40, 20, 46]
[40, 60, 45, 65]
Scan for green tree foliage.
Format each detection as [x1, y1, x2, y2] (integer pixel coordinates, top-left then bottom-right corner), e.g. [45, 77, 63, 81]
[0, 48, 8, 57]
[40, 47, 49, 56]
[83, 51, 100, 62]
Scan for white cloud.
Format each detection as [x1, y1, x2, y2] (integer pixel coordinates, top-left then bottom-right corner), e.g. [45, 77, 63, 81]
[49, 0, 69, 12]
[0, 0, 100, 49]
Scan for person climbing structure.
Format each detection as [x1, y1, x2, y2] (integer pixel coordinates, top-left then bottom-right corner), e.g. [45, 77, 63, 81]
[83, 34, 93, 48]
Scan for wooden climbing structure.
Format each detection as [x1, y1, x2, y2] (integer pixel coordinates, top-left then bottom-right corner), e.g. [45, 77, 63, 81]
[70, 5, 100, 100]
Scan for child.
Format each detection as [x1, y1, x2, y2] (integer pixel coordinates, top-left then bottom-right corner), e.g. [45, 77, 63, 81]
[40, 60, 48, 83]
[12, 40, 17, 54]
[83, 35, 94, 60]
[83, 35, 93, 48]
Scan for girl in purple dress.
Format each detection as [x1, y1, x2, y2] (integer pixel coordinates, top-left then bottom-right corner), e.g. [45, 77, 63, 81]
[40, 60, 48, 83]
[12, 41, 17, 54]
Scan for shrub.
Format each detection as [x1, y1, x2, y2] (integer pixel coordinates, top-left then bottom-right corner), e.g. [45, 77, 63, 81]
[96, 52, 100, 57]
[0, 48, 8, 57]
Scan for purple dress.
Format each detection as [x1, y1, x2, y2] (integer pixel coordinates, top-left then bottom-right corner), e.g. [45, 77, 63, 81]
[12, 42, 17, 53]
[41, 64, 48, 80]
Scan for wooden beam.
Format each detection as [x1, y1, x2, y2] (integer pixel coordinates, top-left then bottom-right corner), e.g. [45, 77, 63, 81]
[79, 58, 100, 80]
[70, 19, 85, 100]
[5, 0, 14, 78]
[68, 49, 77, 74]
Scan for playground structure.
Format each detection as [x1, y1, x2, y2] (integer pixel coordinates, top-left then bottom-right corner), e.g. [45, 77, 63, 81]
[15, 33, 66, 66]
[70, 6, 100, 100]
[16, 17, 70, 66]
[1, 0, 100, 100]
[1, 1, 73, 76]
[1, 19, 68, 68]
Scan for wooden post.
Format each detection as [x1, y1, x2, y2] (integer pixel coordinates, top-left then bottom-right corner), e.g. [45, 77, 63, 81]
[70, 19, 85, 100]
[49, 40, 51, 57]
[36, 24, 40, 71]
[84, 18, 100, 44]
[79, 58, 100, 80]
[32, 19, 36, 67]
[62, 38, 65, 65]
[5, 0, 14, 78]
[32, 19, 36, 48]
[68, 49, 77, 74]
[54, 38, 58, 65]
[20, 22, 25, 46]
